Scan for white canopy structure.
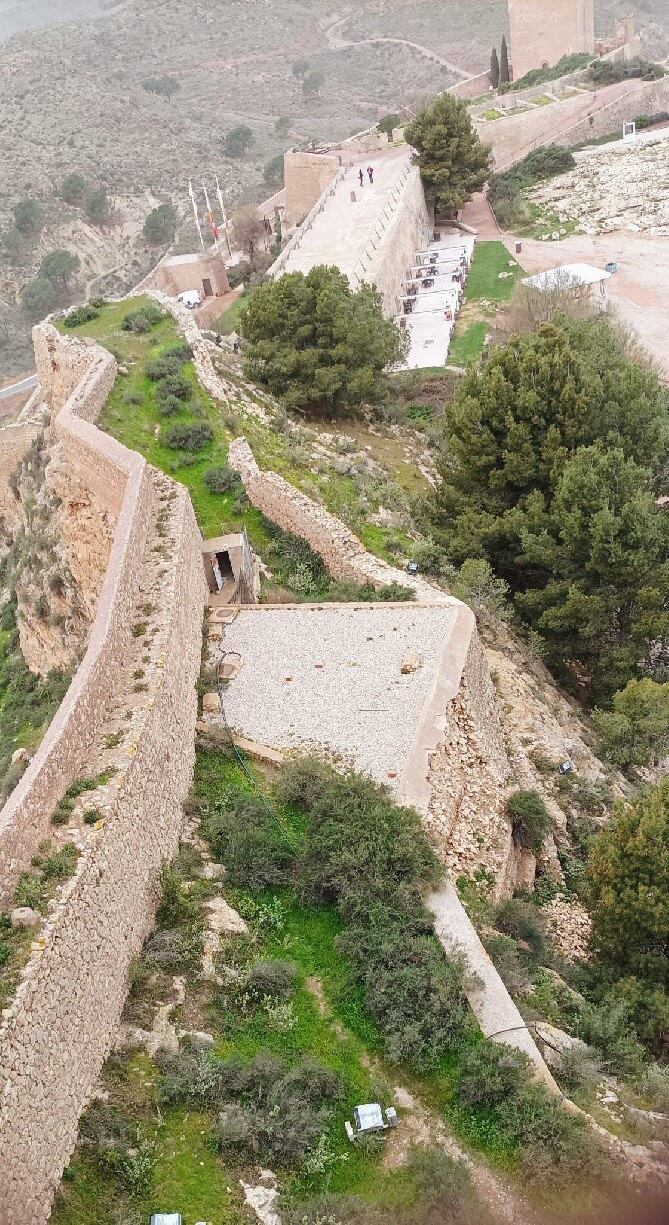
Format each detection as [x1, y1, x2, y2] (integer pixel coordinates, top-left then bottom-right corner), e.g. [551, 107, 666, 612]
[521, 263, 612, 292]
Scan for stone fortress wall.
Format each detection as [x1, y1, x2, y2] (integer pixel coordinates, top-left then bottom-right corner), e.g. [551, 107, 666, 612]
[508, 0, 594, 80]
[0, 325, 208, 1222]
[479, 73, 669, 171]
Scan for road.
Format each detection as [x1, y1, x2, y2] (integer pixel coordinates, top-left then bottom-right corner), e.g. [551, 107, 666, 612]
[0, 373, 37, 402]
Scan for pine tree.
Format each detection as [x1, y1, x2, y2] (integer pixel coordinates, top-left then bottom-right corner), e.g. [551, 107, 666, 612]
[500, 35, 510, 84]
[490, 47, 500, 88]
[404, 93, 491, 215]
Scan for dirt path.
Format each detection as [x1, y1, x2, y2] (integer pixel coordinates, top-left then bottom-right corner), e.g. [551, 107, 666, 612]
[304, 975, 538, 1225]
[324, 12, 472, 79]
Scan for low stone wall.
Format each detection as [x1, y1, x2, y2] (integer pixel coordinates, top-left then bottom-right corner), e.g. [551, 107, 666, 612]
[228, 437, 446, 602]
[0, 324, 208, 1220]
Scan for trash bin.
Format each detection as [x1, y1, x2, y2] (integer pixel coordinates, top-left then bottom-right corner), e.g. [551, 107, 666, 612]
[515, 240, 522, 254]
[605, 261, 617, 273]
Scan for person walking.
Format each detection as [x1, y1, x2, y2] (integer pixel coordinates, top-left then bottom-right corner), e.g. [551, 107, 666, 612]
[358, 168, 364, 188]
[367, 165, 374, 184]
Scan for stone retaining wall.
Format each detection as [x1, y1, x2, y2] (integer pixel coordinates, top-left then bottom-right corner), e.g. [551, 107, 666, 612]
[479, 75, 669, 170]
[228, 436, 445, 602]
[0, 324, 208, 1220]
[0, 421, 41, 528]
[364, 164, 432, 314]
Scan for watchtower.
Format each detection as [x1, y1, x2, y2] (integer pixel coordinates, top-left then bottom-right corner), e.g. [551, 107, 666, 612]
[507, 0, 594, 80]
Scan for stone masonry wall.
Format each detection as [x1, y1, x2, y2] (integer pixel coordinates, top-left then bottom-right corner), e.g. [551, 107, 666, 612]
[365, 164, 432, 315]
[228, 437, 449, 603]
[284, 151, 342, 227]
[0, 421, 41, 529]
[479, 75, 669, 170]
[508, 0, 594, 80]
[0, 324, 208, 1221]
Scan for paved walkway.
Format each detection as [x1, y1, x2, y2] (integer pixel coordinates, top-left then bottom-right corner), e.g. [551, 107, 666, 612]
[281, 149, 411, 286]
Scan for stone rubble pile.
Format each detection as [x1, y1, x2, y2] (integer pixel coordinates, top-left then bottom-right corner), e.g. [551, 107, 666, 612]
[530, 137, 669, 236]
[542, 894, 592, 961]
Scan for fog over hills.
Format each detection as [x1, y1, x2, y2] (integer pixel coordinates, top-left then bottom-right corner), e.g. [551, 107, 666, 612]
[0, 0, 104, 44]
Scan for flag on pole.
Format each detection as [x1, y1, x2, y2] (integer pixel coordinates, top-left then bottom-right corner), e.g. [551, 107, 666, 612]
[215, 175, 233, 258]
[188, 180, 205, 251]
[202, 181, 219, 246]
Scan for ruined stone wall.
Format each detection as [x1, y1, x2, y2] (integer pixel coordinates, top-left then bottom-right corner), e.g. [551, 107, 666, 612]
[0, 324, 208, 1220]
[0, 421, 41, 529]
[284, 151, 341, 227]
[365, 164, 432, 314]
[479, 75, 669, 170]
[508, 0, 594, 79]
[228, 437, 447, 603]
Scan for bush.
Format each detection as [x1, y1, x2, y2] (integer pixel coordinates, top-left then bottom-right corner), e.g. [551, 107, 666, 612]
[155, 862, 201, 930]
[227, 259, 252, 290]
[506, 789, 550, 853]
[85, 187, 109, 225]
[203, 465, 241, 494]
[495, 897, 546, 957]
[155, 394, 182, 418]
[245, 959, 296, 1002]
[120, 303, 164, 333]
[456, 1042, 596, 1182]
[489, 144, 576, 222]
[155, 372, 192, 402]
[61, 173, 86, 204]
[144, 203, 178, 244]
[145, 351, 187, 381]
[588, 57, 664, 86]
[224, 124, 254, 157]
[575, 997, 646, 1077]
[163, 422, 214, 451]
[205, 786, 295, 890]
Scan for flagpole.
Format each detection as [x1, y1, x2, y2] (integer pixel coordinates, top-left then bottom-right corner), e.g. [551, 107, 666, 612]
[202, 180, 220, 253]
[188, 180, 205, 251]
[216, 175, 232, 259]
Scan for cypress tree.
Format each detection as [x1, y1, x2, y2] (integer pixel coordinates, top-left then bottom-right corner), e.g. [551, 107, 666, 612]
[490, 47, 500, 88]
[500, 35, 510, 84]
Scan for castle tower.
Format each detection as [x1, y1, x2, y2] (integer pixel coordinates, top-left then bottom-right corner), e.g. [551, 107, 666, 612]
[507, 0, 594, 80]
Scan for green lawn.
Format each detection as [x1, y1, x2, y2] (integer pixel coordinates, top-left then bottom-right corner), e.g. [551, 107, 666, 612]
[448, 242, 522, 367]
[448, 322, 488, 368]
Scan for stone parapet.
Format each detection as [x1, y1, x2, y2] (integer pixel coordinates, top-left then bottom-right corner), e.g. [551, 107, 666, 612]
[0, 323, 208, 1220]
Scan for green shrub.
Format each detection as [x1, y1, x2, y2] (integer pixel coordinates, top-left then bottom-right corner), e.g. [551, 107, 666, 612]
[62, 303, 99, 328]
[245, 959, 296, 1002]
[203, 465, 240, 494]
[13, 871, 43, 911]
[588, 57, 664, 86]
[120, 304, 164, 333]
[156, 393, 184, 418]
[575, 997, 646, 1077]
[205, 786, 295, 890]
[456, 1042, 595, 1182]
[495, 897, 546, 957]
[506, 789, 550, 853]
[145, 352, 186, 381]
[155, 862, 201, 930]
[155, 372, 192, 401]
[163, 422, 214, 451]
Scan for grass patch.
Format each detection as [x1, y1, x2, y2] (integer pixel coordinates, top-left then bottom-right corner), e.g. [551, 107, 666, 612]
[448, 321, 488, 368]
[448, 242, 521, 367]
[212, 291, 248, 335]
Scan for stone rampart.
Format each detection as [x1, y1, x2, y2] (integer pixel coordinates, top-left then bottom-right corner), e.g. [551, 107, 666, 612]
[364, 164, 431, 313]
[0, 324, 208, 1220]
[479, 75, 669, 170]
[225, 436, 563, 1089]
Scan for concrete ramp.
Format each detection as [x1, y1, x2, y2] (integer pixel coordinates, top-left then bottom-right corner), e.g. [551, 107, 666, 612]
[428, 882, 560, 1092]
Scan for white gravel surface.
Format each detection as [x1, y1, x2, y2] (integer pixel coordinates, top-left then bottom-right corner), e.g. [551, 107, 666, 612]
[219, 603, 459, 786]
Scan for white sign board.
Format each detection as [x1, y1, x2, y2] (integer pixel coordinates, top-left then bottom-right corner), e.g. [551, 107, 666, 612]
[622, 121, 636, 142]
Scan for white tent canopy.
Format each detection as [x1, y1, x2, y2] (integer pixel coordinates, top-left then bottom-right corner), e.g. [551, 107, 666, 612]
[521, 263, 612, 292]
